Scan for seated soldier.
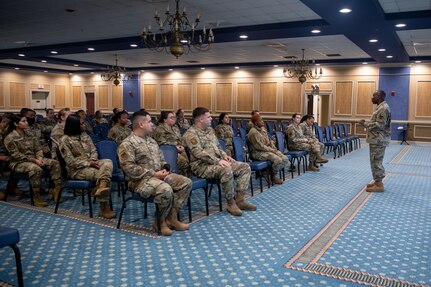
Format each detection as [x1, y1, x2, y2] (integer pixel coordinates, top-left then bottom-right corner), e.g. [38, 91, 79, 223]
[175, 109, 190, 131]
[91, 110, 108, 126]
[60, 116, 115, 219]
[51, 108, 71, 159]
[246, 110, 260, 134]
[285, 113, 328, 172]
[4, 114, 62, 206]
[247, 114, 288, 184]
[75, 110, 93, 134]
[300, 115, 325, 169]
[184, 107, 255, 216]
[118, 110, 192, 236]
[21, 108, 51, 158]
[108, 110, 131, 145]
[0, 113, 18, 200]
[214, 112, 235, 157]
[152, 111, 190, 176]
[37, 108, 57, 134]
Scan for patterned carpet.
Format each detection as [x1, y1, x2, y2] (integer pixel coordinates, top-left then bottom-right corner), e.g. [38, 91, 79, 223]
[0, 142, 430, 287]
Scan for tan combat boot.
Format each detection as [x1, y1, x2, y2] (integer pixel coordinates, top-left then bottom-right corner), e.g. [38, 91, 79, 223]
[166, 207, 189, 231]
[366, 181, 384, 192]
[316, 154, 329, 163]
[51, 186, 63, 203]
[33, 188, 48, 207]
[226, 198, 242, 216]
[99, 202, 116, 219]
[366, 181, 375, 188]
[307, 164, 320, 172]
[273, 177, 284, 184]
[0, 192, 5, 201]
[152, 219, 174, 236]
[235, 191, 257, 211]
[94, 180, 110, 198]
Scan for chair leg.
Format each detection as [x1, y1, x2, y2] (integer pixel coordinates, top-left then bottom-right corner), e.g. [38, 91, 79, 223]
[116, 199, 127, 229]
[88, 189, 93, 218]
[259, 171, 263, 193]
[144, 202, 148, 219]
[217, 184, 222, 211]
[187, 195, 192, 223]
[204, 185, 209, 216]
[154, 204, 162, 236]
[54, 187, 64, 214]
[10, 244, 24, 287]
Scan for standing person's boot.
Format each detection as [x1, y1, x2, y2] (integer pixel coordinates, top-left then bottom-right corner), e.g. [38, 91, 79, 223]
[316, 154, 329, 163]
[33, 188, 48, 207]
[226, 198, 242, 216]
[95, 180, 110, 198]
[235, 191, 257, 211]
[152, 219, 174, 236]
[366, 181, 384, 192]
[366, 181, 375, 188]
[99, 202, 116, 219]
[166, 207, 189, 231]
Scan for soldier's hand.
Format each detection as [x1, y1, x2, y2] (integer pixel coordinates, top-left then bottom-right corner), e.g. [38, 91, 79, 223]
[154, 170, 169, 180]
[218, 159, 231, 167]
[35, 159, 44, 167]
[224, 156, 235, 163]
[0, 155, 9, 161]
[89, 160, 100, 169]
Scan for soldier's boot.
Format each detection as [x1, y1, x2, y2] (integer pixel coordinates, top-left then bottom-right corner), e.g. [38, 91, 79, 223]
[94, 180, 110, 198]
[99, 202, 116, 219]
[51, 186, 63, 203]
[235, 191, 257, 211]
[316, 154, 329, 163]
[273, 177, 284, 184]
[152, 219, 174, 236]
[366, 181, 384, 192]
[0, 192, 5, 201]
[307, 163, 320, 172]
[366, 181, 375, 188]
[33, 188, 48, 207]
[166, 207, 189, 231]
[226, 199, 242, 216]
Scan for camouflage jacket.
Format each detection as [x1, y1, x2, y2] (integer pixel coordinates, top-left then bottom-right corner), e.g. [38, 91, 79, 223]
[285, 123, 306, 149]
[214, 124, 234, 148]
[300, 122, 317, 141]
[366, 101, 391, 146]
[175, 118, 191, 131]
[36, 118, 56, 134]
[184, 125, 226, 168]
[0, 128, 9, 155]
[118, 133, 166, 184]
[4, 129, 43, 169]
[108, 123, 131, 145]
[153, 123, 183, 146]
[59, 133, 98, 176]
[247, 126, 277, 155]
[91, 118, 108, 126]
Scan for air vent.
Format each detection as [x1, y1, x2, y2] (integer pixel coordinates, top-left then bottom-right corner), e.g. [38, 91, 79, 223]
[186, 60, 200, 63]
[148, 62, 159, 65]
[326, 53, 341, 57]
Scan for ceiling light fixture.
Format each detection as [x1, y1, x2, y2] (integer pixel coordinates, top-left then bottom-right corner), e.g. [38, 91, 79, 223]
[311, 29, 321, 33]
[88, 47, 95, 51]
[282, 49, 322, 84]
[362, 62, 368, 65]
[51, 51, 58, 54]
[130, 44, 138, 47]
[234, 66, 239, 69]
[14, 67, 20, 70]
[339, 8, 351, 13]
[386, 55, 393, 58]
[141, 0, 214, 59]
[415, 60, 422, 63]
[378, 48, 386, 52]
[18, 53, 25, 57]
[369, 39, 378, 43]
[41, 60, 47, 63]
[395, 23, 406, 28]
[100, 55, 130, 86]
[239, 35, 248, 39]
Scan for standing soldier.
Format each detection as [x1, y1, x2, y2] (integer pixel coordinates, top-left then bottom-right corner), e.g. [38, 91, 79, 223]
[248, 114, 288, 184]
[214, 113, 235, 157]
[59, 116, 115, 219]
[153, 111, 190, 176]
[4, 115, 62, 206]
[118, 110, 192, 236]
[108, 110, 131, 145]
[359, 90, 391, 192]
[286, 113, 328, 171]
[184, 107, 255, 216]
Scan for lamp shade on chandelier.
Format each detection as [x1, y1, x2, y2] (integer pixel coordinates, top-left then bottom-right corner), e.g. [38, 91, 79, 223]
[283, 49, 322, 83]
[141, 0, 214, 58]
[100, 56, 129, 86]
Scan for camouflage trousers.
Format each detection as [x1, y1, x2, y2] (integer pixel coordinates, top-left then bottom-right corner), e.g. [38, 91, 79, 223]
[133, 173, 192, 219]
[252, 150, 289, 176]
[369, 144, 386, 182]
[193, 161, 251, 200]
[291, 141, 322, 162]
[177, 151, 191, 176]
[72, 159, 113, 202]
[13, 158, 61, 192]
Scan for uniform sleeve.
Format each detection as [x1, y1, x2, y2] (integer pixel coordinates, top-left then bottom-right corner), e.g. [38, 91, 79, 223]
[59, 137, 91, 170]
[248, 130, 275, 152]
[184, 131, 221, 165]
[367, 108, 390, 132]
[286, 126, 303, 144]
[118, 141, 154, 181]
[152, 127, 168, 145]
[87, 135, 99, 160]
[4, 135, 37, 163]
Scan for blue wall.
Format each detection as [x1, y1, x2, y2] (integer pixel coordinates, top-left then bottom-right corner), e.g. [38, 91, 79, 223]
[122, 74, 140, 112]
[378, 67, 410, 140]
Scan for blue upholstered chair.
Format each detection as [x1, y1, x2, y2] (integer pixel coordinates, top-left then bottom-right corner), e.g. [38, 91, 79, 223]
[276, 131, 308, 175]
[0, 226, 24, 287]
[93, 124, 109, 140]
[343, 123, 360, 150]
[315, 126, 340, 159]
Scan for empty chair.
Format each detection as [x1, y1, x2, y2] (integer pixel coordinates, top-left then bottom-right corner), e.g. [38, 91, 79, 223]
[0, 226, 24, 287]
[315, 125, 340, 159]
[275, 131, 307, 176]
[343, 123, 360, 150]
[93, 124, 109, 140]
[325, 126, 344, 157]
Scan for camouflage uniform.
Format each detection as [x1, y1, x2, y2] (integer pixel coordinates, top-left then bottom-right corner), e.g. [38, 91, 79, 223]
[152, 123, 190, 176]
[4, 130, 61, 193]
[246, 120, 254, 134]
[108, 123, 131, 145]
[365, 101, 391, 182]
[36, 118, 56, 134]
[91, 118, 108, 126]
[50, 122, 66, 159]
[248, 125, 288, 176]
[184, 125, 251, 200]
[300, 122, 324, 152]
[175, 118, 191, 131]
[214, 124, 235, 157]
[82, 120, 94, 135]
[118, 133, 191, 219]
[59, 133, 113, 203]
[29, 124, 50, 156]
[286, 123, 322, 163]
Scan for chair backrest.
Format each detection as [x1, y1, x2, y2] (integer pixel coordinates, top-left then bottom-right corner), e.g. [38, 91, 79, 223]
[96, 140, 120, 171]
[315, 125, 325, 143]
[274, 131, 285, 152]
[159, 144, 179, 173]
[89, 133, 101, 143]
[325, 126, 335, 141]
[211, 118, 218, 129]
[240, 119, 247, 130]
[56, 148, 69, 179]
[218, 138, 226, 151]
[239, 128, 246, 142]
[232, 136, 245, 162]
[93, 124, 109, 140]
[265, 120, 275, 135]
[231, 118, 238, 135]
[343, 123, 349, 137]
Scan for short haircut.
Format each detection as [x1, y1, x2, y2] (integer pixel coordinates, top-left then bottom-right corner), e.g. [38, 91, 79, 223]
[113, 110, 129, 123]
[20, 108, 35, 117]
[251, 110, 259, 116]
[292, 113, 301, 119]
[64, 115, 82, 136]
[46, 108, 54, 114]
[251, 113, 261, 124]
[192, 107, 209, 119]
[300, 114, 314, 123]
[218, 112, 228, 125]
[131, 110, 150, 127]
[158, 111, 173, 123]
[175, 109, 183, 116]
[374, 90, 386, 99]
[58, 108, 70, 122]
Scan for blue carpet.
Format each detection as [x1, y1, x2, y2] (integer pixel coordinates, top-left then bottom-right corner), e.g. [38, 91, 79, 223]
[1, 142, 429, 287]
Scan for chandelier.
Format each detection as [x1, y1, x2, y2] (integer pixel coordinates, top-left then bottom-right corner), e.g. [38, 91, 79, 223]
[282, 49, 322, 83]
[141, 0, 214, 58]
[100, 56, 129, 86]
